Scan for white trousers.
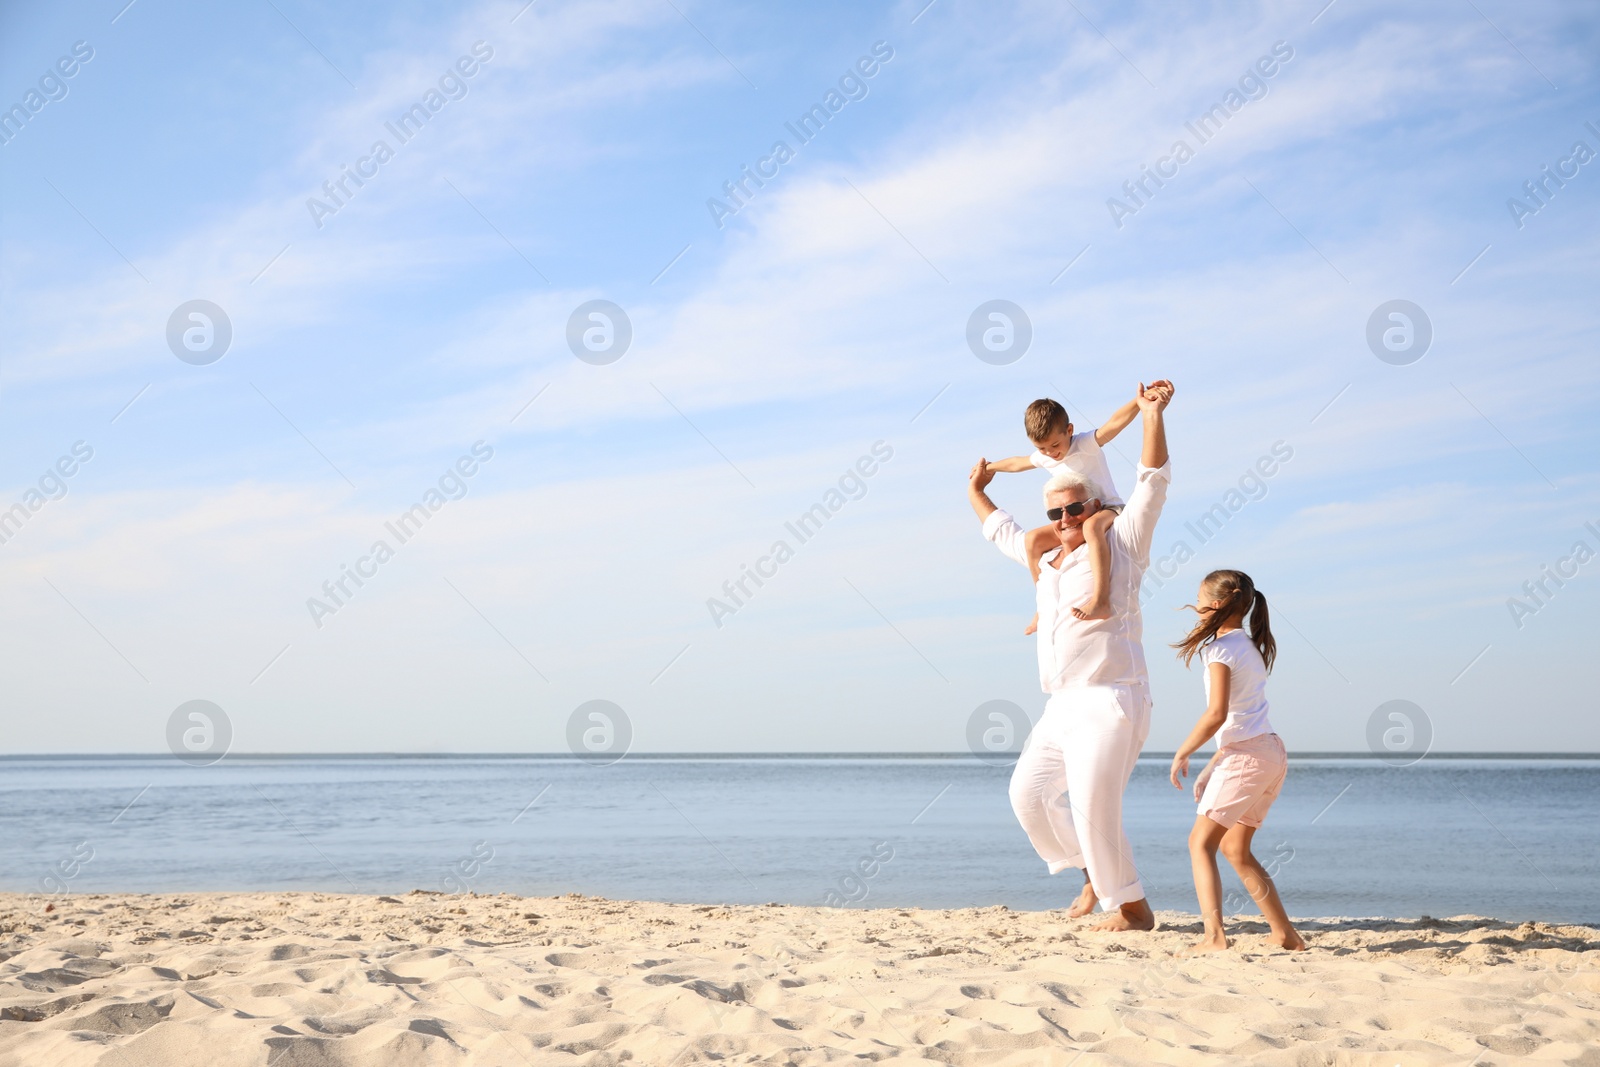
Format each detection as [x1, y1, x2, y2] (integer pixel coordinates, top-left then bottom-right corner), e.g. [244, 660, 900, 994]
[1008, 685, 1151, 911]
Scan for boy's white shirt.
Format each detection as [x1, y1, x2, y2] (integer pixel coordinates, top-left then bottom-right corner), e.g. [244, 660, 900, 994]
[1030, 429, 1125, 508]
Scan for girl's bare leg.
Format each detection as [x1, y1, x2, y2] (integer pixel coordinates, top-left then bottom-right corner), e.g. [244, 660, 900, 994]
[1070, 510, 1117, 620]
[1185, 815, 1230, 953]
[1220, 823, 1306, 951]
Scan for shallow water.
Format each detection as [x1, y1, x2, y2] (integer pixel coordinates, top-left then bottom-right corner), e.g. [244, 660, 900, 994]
[2, 756, 1595, 922]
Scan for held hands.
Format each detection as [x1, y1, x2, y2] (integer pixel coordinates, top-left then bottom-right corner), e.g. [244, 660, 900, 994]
[1138, 379, 1175, 413]
[969, 457, 996, 492]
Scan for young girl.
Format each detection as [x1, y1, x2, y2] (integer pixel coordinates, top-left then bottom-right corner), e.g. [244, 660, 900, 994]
[1169, 569, 1305, 952]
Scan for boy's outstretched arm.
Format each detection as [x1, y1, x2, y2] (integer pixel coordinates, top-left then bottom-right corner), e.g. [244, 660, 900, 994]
[985, 455, 1036, 474]
[1094, 378, 1173, 446]
[1092, 399, 1139, 447]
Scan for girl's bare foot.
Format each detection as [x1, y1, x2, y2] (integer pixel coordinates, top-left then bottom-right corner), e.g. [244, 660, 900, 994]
[1065, 880, 1096, 918]
[1272, 929, 1307, 951]
[1182, 931, 1229, 955]
[1089, 899, 1155, 932]
[1070, 597, 1112, 621]
[1024, 612, 1039, 635]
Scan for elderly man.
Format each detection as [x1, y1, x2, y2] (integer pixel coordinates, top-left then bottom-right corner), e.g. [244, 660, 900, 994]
[968, 382, 1173, 931]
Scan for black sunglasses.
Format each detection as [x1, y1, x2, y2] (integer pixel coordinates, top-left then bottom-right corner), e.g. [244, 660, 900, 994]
[1046, 502, 1090, 521]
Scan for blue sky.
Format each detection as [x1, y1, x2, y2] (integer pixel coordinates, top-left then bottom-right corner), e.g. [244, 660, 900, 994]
[1, 0, 1596, 754]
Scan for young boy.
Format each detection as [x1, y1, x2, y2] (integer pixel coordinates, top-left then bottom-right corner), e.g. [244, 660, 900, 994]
[986, 387, 1169, 631]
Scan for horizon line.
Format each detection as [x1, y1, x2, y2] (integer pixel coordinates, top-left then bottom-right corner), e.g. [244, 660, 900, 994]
[2, 751, 1597, 760]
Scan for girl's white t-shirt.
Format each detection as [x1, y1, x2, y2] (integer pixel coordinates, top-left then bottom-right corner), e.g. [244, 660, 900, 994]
[1201, 629, 1274, 746]
[1030, 430, 1125, 508]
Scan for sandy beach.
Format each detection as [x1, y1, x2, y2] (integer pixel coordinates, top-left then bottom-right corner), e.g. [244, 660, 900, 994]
[1, 892, 1596, 1066]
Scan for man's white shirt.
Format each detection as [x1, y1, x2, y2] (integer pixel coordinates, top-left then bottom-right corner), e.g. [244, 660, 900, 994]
[982, 461, 1171, 692]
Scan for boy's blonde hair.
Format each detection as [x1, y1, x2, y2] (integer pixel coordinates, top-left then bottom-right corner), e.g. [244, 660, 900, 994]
[1024, 398, 1069, 442]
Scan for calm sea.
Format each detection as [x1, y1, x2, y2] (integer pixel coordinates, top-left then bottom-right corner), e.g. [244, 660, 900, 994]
[2, 756, 1596, 923]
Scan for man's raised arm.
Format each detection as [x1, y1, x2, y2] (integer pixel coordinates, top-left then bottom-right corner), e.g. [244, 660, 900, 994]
[969, 457, 1029, 566]
[1113, 382, 1174, 563]
[1139, 381, 1171, 469]
[968, 457, 999, 521]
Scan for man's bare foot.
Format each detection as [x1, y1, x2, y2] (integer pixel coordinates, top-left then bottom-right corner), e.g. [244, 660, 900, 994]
[1070, 596, 1111, 621]
[1271, 929, 1307, 951]
[1089, 898, 1155, 932]
[1024, 613, 1039, 636]
[1182, 931, 1229, 955]
[1065, 880, 1096, 918]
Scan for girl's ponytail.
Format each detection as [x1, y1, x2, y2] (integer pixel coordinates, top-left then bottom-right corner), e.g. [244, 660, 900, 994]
[1249, 589, 1277, 673]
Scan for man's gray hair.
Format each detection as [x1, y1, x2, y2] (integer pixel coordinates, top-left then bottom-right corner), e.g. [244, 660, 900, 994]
[1043, 469, 1104, 504]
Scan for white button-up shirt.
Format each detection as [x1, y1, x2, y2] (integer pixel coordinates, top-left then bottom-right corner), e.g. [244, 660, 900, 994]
[983, 461, 1171, 692]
